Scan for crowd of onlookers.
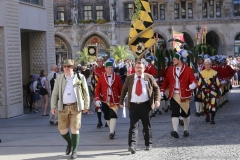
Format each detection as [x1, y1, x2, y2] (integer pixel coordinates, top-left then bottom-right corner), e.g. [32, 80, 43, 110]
[227, 56, 240, 87]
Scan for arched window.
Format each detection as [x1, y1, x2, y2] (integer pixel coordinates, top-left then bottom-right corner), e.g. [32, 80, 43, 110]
[235, 33, 240, 55]
[55, 37, 70, 65]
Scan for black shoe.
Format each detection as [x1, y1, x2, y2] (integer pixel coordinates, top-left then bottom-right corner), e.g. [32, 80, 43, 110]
[105, 122, 108, 127]
[54, 121, 58, 126]
[128, 146, 136, 154]
[219, 104, 222, 108]
[49, 121, 54, 125]
[66, 145, 71, 155]
[145, 146, 152, 151]
[206, 117, 210, 122]
[97, 121, 103, 128]
[210, 120, 215, 124]
[158, 111, 162, 115]
[183, 130, 189, 137]
[150, 113, 155, 117]
[164, 108, 168, 112]
[195, 112, 200, 117]
[179, 119, 184, 126]
[226, 100, 229, 103]
[71, 152, 77, 159]
[109, 133, 114, 139]
[171, 131, 179, 138]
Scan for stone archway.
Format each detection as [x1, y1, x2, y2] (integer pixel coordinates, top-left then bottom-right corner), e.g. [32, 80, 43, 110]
[55, 35, 72, 65]
[206, 31, 222, 55]
[82, 34, 110, 57]
[234, 33, 240, 55]
[182, 32, 194, 48]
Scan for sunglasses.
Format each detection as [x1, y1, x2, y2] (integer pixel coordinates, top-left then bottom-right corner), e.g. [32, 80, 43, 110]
[63, 65, 71, 68]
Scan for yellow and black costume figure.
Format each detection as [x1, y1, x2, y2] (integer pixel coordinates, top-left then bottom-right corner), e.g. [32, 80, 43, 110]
[197, 68, 222, 124]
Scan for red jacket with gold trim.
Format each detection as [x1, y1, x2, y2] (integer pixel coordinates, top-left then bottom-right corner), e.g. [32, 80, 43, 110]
[160, 65, 197, 99]
[145, 63, 157, 77]
[220, 65, 235, 80]
[95, 73, 123, 104]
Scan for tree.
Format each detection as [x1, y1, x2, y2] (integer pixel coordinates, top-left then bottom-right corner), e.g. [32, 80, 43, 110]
[76, 47, 96, 65]
[107, 45, 133, 61]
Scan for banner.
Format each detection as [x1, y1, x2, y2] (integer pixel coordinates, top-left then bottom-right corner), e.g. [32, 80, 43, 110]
[128, 0, 155, 58]
[172, 27, 185, 52]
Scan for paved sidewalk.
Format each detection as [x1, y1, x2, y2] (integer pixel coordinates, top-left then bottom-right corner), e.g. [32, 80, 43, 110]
[0, 87, 240, 160]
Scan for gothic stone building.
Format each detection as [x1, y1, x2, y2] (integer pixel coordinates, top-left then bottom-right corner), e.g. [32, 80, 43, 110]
[54, 0, 240, 61]
[0, 0, 55, 118]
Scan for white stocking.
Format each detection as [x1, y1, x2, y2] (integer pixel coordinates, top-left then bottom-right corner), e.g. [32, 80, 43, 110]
[195, 102, 200, 113]
[109, 118, 116, 133]
[172, 117, 179, 133]
[183, 117, 190, 131]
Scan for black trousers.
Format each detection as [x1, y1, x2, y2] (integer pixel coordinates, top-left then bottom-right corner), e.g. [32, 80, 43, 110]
[101, 102, 118, 120]
[170, 98, 190, 118]
[128, 101, 152, 148]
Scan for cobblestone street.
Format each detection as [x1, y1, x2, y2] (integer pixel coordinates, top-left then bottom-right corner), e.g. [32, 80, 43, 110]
[0, 87, 240, 160]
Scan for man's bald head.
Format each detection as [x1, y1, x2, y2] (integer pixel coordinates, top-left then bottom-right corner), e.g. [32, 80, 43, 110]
[51, 65, 58, 71]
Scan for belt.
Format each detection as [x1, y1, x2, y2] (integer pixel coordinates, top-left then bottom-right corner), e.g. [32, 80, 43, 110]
[131, 101, 149, 104]
[63, 102, 77, 106]
[174, 88, 179, 90]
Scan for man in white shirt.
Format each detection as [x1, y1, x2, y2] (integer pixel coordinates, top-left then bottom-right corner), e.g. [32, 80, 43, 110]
[51, 59, 89, 159]
[47, 64, 59, 125]
[119, 61, 160, 154]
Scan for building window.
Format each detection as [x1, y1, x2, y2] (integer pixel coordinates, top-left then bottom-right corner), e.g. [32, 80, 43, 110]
[20, 0, 43, 6]
[153, 2, 158, 20]
[96, 5, 104, 19]
[234, 0, 240, 16]
[216, 2, 221, 17]
[57, 6, 65, 21]
[174, 3, 180, 19]
[124, 3, 134, 21]
[84, 6, 92, 20]
[235, 34, 240, 55]
[188, 3, 193, 19]
[209, 0, 214, 18]
[181, 1, 186, 19]
[160, 4, 165, 20]
[202, 2, 208, 18]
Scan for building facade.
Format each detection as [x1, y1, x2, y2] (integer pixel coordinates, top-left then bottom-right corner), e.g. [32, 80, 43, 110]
[54, 0, 240, 61]
[0, 0, 55, 118]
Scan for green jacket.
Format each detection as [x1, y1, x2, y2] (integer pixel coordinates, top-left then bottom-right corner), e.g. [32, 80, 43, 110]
[51, 73, 90, 111]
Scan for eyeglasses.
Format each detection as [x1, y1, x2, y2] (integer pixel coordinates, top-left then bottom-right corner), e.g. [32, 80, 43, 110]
[63, 65, 71, 68]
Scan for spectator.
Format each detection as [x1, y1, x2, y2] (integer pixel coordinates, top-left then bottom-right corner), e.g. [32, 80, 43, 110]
[47, 65, 59, 125]
[39, 69, 50, 116]
[30, 74, 41, 113]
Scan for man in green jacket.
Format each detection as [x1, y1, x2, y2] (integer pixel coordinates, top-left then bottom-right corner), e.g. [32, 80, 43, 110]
[51, 59, 89, 159]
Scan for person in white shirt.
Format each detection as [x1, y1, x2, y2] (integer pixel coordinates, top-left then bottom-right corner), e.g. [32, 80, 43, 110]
[30, 74, 41, 113]
[47, 65, 59, 125]
[119, 61, 160, 154]
[40, 69, 50, 116]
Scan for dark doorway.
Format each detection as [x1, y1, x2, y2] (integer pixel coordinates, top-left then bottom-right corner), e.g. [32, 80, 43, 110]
[206, 31, 221, 54]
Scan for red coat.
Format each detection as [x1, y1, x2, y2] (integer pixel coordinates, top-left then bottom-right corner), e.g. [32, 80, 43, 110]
[221, 65, 235, 80]
[145, 64, 157, 77]
[211, 65, 221, 73]
[161, 65, 197, 99]
[93, 66, 105, 77]
[95, 73, 123, 104]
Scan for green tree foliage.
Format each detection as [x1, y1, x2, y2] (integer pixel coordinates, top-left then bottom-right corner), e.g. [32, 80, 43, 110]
[76, 47, 96, 65]
[107, 45, 133, 61]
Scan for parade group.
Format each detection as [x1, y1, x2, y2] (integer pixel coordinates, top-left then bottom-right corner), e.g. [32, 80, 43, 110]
[29, 45, 234, 158]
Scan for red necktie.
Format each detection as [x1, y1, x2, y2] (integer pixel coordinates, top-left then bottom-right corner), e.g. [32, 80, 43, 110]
[135, 76, 142, 96]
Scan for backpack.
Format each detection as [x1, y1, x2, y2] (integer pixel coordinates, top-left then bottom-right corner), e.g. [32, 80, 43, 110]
[36, 78, 43, 90]
[50, 73, 56, 92]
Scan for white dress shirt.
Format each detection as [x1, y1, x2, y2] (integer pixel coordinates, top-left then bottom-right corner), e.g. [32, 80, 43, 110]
[107, 75, 112, 95]
[63, 74, 77, 104]
[174, 66, 182, 93]
[130, 74, 149, 103]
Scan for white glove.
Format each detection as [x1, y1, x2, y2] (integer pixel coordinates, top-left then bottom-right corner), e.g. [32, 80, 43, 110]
[159, 77, 164, 81]
[220, 80, 226, 85]
[95, 100, 102, 107]
[211, 108, 216, 112]
[194, 73, 199, 78]
[155, 78, 159, 82]
[160, 92, 164, 98]
[189, 83, 197, 90]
